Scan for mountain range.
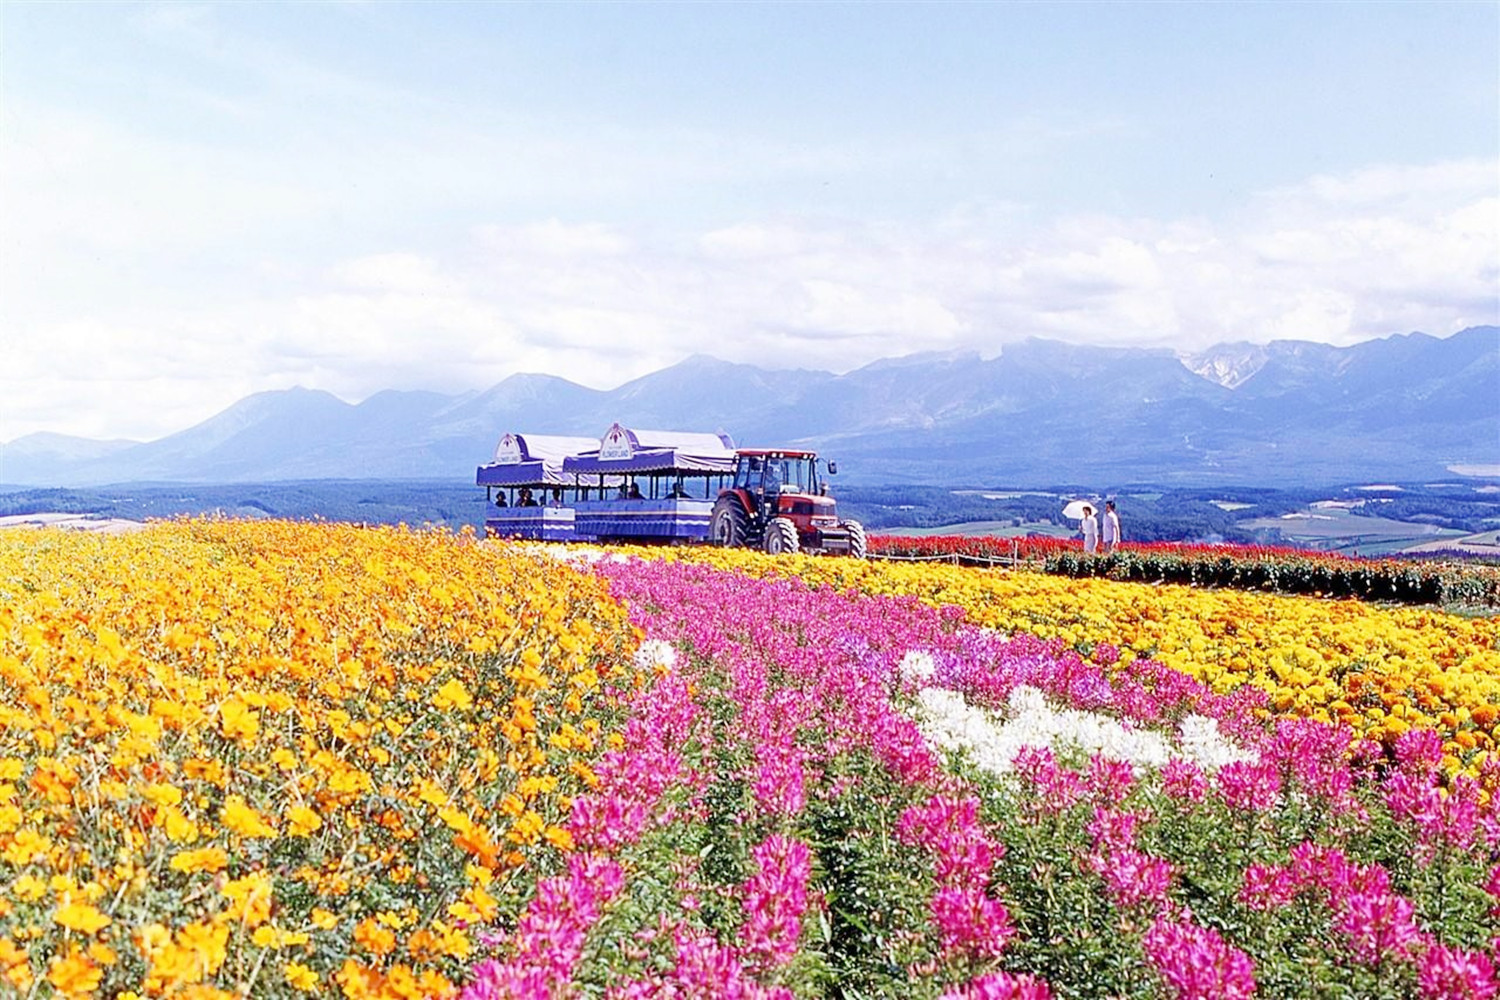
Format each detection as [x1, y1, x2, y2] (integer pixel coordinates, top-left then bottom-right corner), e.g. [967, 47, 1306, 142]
[3, 326, 1496, 488]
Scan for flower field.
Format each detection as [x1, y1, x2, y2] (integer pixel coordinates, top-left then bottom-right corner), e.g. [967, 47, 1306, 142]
[0, 522, 637, 998]
[665, 548, 1500, 774]
[866, 536, 1500, 609]
[4, 521, 1500, 998]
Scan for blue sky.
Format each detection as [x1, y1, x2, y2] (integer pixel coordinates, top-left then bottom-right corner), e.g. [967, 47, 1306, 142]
[2, 1, 1497, 441]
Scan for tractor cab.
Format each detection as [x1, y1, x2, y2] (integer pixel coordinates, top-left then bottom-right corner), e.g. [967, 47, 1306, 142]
[711, 449, 866, 557]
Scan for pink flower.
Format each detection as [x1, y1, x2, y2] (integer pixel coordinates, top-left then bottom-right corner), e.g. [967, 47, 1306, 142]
[939, 970, 1054, 999]
[1395, 728, 1445, 773]
[1085, 754, 1136, 804]
[1484, 865, 1500, 917]
[1419, 943, 1499, 1000]
[1336, 890, 1422, 965]
[1160, 759, 1207, 803]
[1143, 917, 1256, 1000]
[1092, 847, 1173, 910]
[1239, 863, 1298, 911]
[1014, 746, 1083, 815]
[1217, 759, 1281, 813]
[930, 885, 1015, 959]
[898, 794, 1003, 889]
[1086, 807, 1142, 854]
[740, 835, 813, 971]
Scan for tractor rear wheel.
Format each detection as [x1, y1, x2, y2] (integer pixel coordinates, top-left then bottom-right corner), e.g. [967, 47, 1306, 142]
[844, 520, 867, 559]
[710, 496, 748, 547]
[764, 517, 800, 556]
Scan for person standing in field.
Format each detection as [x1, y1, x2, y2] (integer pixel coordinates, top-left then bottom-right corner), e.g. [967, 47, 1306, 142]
[1081, 504, 1099, 554]
[1102, 499, 1121, 553]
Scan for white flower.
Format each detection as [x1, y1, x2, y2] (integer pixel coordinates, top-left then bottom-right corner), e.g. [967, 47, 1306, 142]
[908, 683, 1258, 780]
[634, 639, 678, 673]
[1176, 714, 1258, 770]
[899, 650, 937, 685]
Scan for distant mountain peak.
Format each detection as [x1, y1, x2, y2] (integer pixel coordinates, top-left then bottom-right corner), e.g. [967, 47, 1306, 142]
[1180, 343, 1269, 389]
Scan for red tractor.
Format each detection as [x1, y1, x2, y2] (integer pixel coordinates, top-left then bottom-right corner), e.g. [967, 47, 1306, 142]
[708, 449, 867, 557]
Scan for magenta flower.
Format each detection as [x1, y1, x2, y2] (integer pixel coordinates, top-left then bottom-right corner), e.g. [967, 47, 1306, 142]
[1239, 862, 1298, 911]
[1092, 846, 1173, 910]
[939, 970, 1054, 999]
[1217, 758, 1281, 813]
[1160, 759, 1207, 803]
[1143, 916, 1256, 1000]
[1336, 890, 1422, 966]
[1085, 754, 1136, 805]
[1420, 943, 1499, 1000]
[1395, 727, 1445, 773]
[930, 884, 1016, 959]
[740, 835, 814, 971]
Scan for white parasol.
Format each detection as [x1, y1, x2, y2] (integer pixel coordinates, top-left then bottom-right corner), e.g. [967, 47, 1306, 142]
[1061, 499, 1096, 520]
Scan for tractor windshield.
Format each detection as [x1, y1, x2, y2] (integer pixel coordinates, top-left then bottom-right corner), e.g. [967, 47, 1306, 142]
[766, 456, 817, 494]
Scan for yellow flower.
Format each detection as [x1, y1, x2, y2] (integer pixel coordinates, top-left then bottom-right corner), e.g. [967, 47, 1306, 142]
[3, 829, 51, 866]
[142, 782, 183, 808]
[47, 947, 100, 996]
[169, 847, 228, 875]
[221, 795, 277, 838]
[287, 804, 323, 836]
[285, 960, 321, 991]
[432, 678, 473, 712]
[222, 872, 274, 927]
[53, 900, 111, 934]
[12, 874, 47, 902]
[352, 917, 396, 956]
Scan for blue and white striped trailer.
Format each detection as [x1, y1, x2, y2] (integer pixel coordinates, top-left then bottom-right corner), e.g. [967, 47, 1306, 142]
[475, 433, 600, 541]
[563, 424, 737, 544]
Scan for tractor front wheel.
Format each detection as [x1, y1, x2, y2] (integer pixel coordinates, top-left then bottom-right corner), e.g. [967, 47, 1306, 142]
[764, 517, 800, 556]
[710, 496, 748, 548]
[843, 520, 867, 559]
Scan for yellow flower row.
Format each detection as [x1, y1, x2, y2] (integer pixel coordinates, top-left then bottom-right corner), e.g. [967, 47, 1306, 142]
[658, 547, 1500, 773]
[0, 521, 639, 998]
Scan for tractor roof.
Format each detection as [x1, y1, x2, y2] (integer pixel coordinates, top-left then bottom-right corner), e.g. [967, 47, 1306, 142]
[736, 448, 819, 459]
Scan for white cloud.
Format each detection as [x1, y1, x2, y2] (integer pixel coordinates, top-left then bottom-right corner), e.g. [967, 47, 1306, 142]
[3, 154, 1496, 442]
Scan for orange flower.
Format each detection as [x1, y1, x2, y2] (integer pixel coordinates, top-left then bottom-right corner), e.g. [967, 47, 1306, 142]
[352, 917, 396, 956]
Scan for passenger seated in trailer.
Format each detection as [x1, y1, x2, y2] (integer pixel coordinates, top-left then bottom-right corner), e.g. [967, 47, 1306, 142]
[668, 479, 689, 499]
[495, 492, 508, 507]
[627, 482, 644, 500]
[518, 487, 539, 507]
[548, 488, 563, 507]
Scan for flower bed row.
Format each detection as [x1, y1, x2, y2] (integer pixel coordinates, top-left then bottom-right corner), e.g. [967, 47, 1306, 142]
[455, 552, 1500, 998]
[658, 547, 1500, 775]
[867, 536, 1500, 608]
[0, 521, 638, 998]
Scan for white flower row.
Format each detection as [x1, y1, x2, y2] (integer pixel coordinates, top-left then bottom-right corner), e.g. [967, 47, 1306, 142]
[904, 654, 1256, 778]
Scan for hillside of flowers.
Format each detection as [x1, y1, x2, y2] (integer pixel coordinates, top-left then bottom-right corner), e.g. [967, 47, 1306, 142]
[4, 521, 1500, 997]
[867, 536, 1500, 609]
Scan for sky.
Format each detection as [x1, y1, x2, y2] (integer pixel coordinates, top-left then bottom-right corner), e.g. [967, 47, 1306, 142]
[2, 1, 1497, 443]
